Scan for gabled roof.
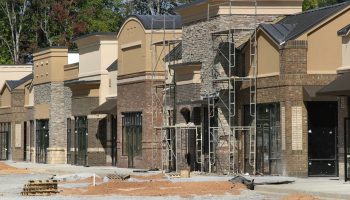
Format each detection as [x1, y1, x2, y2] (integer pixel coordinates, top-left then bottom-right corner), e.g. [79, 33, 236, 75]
[5, 73, 33, 91]
[338, 23, 350, 36]
[164, 42, 182, 62]
[260, 1, 350, 45]
[106, 59, 118, 72]
[131, 15, 182, 30]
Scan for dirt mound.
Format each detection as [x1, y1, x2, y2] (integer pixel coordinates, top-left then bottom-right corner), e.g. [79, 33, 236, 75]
[0, 162, 30, 174]
[61, 180, 246, 197]
[282, 193, 319, 200]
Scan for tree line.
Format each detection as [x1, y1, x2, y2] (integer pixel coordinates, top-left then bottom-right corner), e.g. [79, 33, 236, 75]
[0, 0, 344, 64]
[0, 0, 191, 64]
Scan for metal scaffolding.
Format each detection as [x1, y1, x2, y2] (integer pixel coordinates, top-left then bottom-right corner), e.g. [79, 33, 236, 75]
[150, 15, 204, 172]
[206, 0, 258, 174]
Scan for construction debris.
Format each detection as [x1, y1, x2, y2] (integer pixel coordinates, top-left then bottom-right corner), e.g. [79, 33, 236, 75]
[229, 176, 255, 190]
[166, 172, 181, 178]
[21, 180, 59, 196]
[105, 173, 130, 181]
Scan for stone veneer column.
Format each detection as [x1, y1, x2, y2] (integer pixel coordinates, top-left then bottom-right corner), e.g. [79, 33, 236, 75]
[46, 83, 67, 164]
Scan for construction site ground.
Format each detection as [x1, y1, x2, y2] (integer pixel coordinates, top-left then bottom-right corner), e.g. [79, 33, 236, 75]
[0, 161, 349, 200]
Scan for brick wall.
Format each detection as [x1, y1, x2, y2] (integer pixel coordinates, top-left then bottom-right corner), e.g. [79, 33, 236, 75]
[71, 95, 107, 166]
[117, 79, 163, 169]
[0, 89, 27, 162]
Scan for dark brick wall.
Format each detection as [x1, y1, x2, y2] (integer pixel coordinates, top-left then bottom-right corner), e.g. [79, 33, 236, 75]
[72, 97, 99, 116]
[0, 89, 27, 162]
[117, 79, 163, 169]
[70, 95, 107, 166]
[280, 41, 308, 74]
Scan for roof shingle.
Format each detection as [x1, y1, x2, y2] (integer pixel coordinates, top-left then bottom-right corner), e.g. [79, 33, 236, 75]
[260, 1, 350, 45]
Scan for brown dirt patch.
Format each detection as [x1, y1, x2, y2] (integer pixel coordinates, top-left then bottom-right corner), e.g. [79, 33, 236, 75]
[281, 193, 319, 200]
[0, 162, 30, 174]
[61, 180, 246, 197]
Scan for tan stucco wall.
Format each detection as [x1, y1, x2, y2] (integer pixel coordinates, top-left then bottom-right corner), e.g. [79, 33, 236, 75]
[24, 84, 34, 107]
[174, 65, 201, 85]
[107, 70, 117, 98]
[307, 8, 350, 74]
[1, 87, 11, 108]
[0, 65, 32, 90]
[33, 48, 68, 85]
[257, 32, 280, 76]
[34, 104, 49, 119]
[75, 35, 117, 82]
[118, 19, 146, 76]
[176, 0, 302, 24]
[71, 84, 99, 98]
[64, 63, 79, 81]
[118, 18, 181, 77]
[341, 36, 350, 70]
[24, 85, 34, 107]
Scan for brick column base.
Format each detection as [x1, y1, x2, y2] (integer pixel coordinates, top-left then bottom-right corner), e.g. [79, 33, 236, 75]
[47, 148, 66, 164]
[30, 147, 35, 163]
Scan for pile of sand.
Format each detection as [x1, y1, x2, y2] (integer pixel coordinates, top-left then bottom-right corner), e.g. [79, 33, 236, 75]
[0, 162, 30, 174]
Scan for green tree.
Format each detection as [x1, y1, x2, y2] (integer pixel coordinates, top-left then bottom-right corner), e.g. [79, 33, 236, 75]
[124, 0, 193, 15]
[0, 0, 30, 64]
[303, 0, 344, 10]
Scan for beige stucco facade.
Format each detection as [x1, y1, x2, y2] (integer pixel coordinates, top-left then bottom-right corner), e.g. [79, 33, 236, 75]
[341, 35, 350, 71]
[74, 34, 118, 104]
[256, 31, 280, 77]
[0, 65, 32, 90]
[306, 7, 350, 74]
[117, 17, 181, 77]
[176, 0, 302, 24]
[33, 48, 68, 85]
[0, 87, 12, 108]
[107, 69, 118, 98]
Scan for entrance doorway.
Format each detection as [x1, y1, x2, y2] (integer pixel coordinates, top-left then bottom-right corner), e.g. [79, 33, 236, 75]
[36, 120, 49, 163]
[122, 112, 142, 168]
[307, 101, 338, 176]
[345, 118, 350, 181]
[24, 122, 27, 161]
[75, 116, 88, 166]
[0, 123, 10, 160]
[111, 115, 117, 166]
[244, 103, 281, 174]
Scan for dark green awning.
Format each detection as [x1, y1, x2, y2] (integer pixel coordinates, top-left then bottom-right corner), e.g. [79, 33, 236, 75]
[317, 73, 350, 96]
[91, 98, 117, 114]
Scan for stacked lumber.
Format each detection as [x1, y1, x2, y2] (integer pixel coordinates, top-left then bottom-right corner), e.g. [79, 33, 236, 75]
[21, 180, 59, 196]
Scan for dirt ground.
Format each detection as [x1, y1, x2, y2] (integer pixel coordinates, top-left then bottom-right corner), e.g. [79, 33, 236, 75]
[281, 193, 319, 200]
[0, 162, 30, 174]
[61, 173, 247, 198]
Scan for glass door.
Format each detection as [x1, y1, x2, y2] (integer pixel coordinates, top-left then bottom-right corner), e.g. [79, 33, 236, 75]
[0, 123, 10, 160]
[75, 116, 88, 166]
[345, 118, 350, 181]
[36, 120, 49, 163]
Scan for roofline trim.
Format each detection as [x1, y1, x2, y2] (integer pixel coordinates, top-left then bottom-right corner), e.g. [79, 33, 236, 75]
[286, 2, 350, 41]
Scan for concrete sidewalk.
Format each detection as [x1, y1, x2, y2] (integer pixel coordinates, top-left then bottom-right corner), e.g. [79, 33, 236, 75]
[4, 160, 156, 177]
[256, 177, 350, 200]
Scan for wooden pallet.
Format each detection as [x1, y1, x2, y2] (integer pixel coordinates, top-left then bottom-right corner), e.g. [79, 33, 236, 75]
[21, 180, 58, 196]
[106, 174, 130, 180]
